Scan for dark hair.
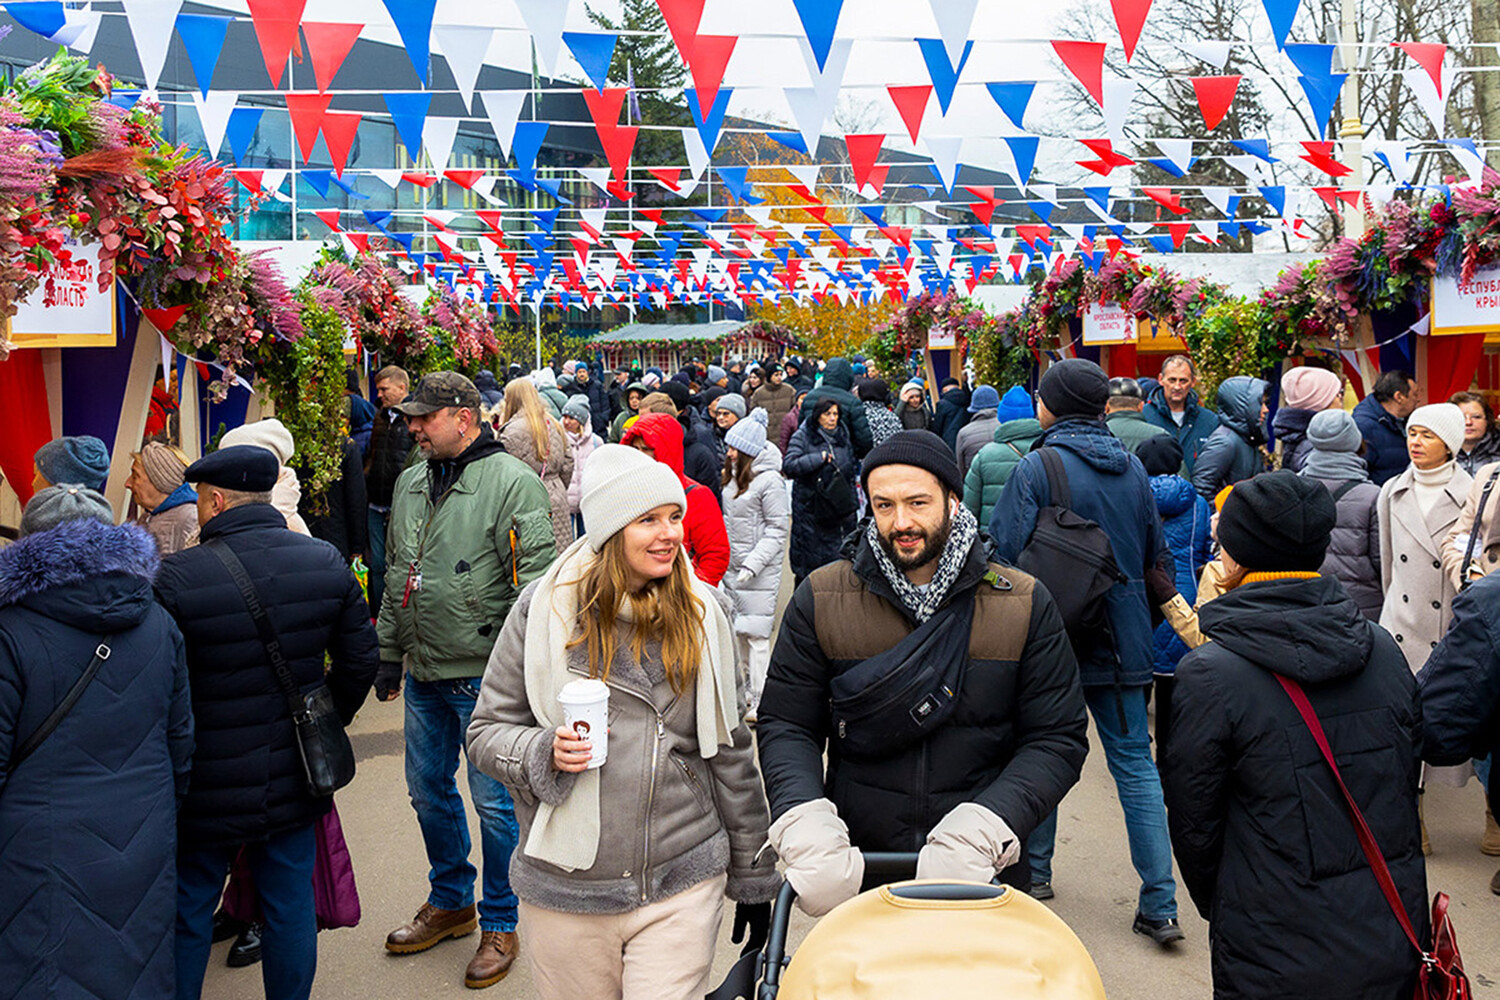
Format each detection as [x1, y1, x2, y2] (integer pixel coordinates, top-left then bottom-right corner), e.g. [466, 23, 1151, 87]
[1373, 370, 1416, 403]
[1450, 390, 1494, 434]
[1160, 355, 1196, 376]
[811, 396, 840, 421]
[722, 448, 755, 494]
[857, 378, 891, 403]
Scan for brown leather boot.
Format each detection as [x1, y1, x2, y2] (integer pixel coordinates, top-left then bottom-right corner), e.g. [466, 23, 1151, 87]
[385, 903, 478, 954]
[464, 930, 519, 989]
[1483, 810, 1500, 856]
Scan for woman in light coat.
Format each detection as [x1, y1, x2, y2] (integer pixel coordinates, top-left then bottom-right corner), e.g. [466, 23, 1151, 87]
[562, 395, 602, 539]
[500, 378, 575, 553]
[719, 409, 788, 717]
[1379, 404, 1473, 672]
[1301, 409, 1383, 620]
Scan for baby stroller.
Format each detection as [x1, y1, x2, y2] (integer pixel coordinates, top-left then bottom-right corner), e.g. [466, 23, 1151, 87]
[709, 853, 1107, 1000]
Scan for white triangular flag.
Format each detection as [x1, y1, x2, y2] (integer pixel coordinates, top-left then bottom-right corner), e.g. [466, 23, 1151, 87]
[191, 91, 238, 159]
[1405, 65, 1454, 138]
[1029, 182, 1059, 205]
[479, 91, 528, 158]
[929, 0, 979, 66]
[924, 136, 962, 194]
[1101, 78, 1137, 143]
[369, 169, 404, 189]
[433, 25, 494, 112]
[513, 0, 570, 76]
[121, 0, 182, 90]
[1199, 185, 1232, 215]
[1178, 40, 1234, 70]
[576, 167, 612, 193]
[52, 6, 102, 51]
[424, 118, 460, 173]
[683, 127, 710, 180]
[785, 88, 829, 159]
[1155, 138, 1195, 175]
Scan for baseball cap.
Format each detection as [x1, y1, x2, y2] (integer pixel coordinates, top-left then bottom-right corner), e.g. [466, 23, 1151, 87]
[395, 371, 482, 416]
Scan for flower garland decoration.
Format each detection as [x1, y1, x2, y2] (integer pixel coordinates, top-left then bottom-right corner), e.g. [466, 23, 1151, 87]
[423, 286, 500, 376]
[250, 296, 347, 503]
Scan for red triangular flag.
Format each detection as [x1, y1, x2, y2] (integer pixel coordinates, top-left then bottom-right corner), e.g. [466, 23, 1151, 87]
[648, 167, 682, 191]
[141, 305, 189, 333]
[476, 209, 503, 231]
[313, 209, 342, 231]
[284, 93, 333, 165]
[300, 22, 363, 93]
[1142, 187, 1189, 215]
[1165, 221, 1192, 248]
[321, 111, 361, 177]
[1110, 0, 1152, 62]
[443, 169, 485, 189]
[1079, 138, 1135, 167]
[1016, 224, 1053, 250]
[583, 87, 628, 133]
[599, 126, 639, 183]
[845, 134, 885, 193]
[246, 0, 307, 88]
[1336, 189, 1364, 209]
[606, 180, 636, 201]
[1052, 40, 1108, 106]
[234, 170, 264, 194]
[344, 232, 370, 252]
[657, 0, 705, 63]
[687, 34, 736, 119]
[1192, 75, 1240, 130]
[401, 172, 436, 187]
[887, 85, 932, 144]
[1393, 42, 1446, 98]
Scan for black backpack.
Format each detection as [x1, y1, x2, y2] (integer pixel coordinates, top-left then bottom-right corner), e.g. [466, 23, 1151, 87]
[1015, 448, 1127, 646]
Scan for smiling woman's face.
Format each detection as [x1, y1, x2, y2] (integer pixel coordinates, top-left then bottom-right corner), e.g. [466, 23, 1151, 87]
[621, 504, 685, 591]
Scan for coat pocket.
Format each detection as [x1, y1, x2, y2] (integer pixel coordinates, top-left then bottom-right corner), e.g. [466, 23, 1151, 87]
[670, 751, 714, 815]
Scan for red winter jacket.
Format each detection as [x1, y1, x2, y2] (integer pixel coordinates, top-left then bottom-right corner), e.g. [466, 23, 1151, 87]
[621, 414, 731, 585]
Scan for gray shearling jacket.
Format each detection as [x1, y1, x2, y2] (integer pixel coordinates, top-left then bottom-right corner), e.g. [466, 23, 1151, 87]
[466, 580, 779, 914]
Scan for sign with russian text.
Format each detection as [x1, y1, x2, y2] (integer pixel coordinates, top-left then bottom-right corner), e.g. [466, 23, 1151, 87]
[928, 324, 957, 349]
[1433, 264, 1500, 337]
[7, 241, 116, 348]
[1082, 300, 1137, 345]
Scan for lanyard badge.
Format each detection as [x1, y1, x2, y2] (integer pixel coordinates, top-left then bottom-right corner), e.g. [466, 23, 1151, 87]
[402, 560, 422, 607]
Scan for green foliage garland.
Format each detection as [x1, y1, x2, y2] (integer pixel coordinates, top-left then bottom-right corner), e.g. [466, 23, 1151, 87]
[251, 299, 347, 504]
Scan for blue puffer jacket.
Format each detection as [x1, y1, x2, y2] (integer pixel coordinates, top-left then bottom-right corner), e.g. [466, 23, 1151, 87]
[0, 519, 193, 1000]
[1143, 386, 1220, 475]
[1149, 474, 1213, 674]
[1353, 393, 1410, 487]
[1192, 376, 1269, 499]
[990, 417, 1168, 687]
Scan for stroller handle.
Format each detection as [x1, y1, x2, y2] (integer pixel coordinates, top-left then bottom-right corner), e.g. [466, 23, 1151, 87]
[757, 852, 919, 1000]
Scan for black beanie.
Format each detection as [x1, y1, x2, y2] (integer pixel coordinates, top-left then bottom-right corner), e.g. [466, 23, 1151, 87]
[1038, 358, 1109, 419]
[1136, 435, 1184, 477]
[1218, 471, 1336, 572]
[660, 380, 690, 412]
[860, 430, 963, 495]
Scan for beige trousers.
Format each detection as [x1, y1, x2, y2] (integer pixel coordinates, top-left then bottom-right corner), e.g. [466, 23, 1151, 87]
[519, 874, 726, 1000]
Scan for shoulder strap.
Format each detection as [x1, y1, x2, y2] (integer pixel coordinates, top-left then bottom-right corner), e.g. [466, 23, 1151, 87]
[7, 638, 113, 773]
[1038, 447, 1072, 509]
[205, 539, 305, 719]
[1274, 674, 1427, 959]
[1005, 441, 1025, 460]
[1460, 467, 1500, 588]
[1329, 480, 1361, 503]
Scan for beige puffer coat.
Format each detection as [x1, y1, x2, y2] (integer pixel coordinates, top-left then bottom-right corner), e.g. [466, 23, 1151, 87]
[500, 414, 574, 553]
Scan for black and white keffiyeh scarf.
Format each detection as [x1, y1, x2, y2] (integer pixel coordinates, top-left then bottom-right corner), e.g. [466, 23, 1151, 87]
[865, 501, 978, 623]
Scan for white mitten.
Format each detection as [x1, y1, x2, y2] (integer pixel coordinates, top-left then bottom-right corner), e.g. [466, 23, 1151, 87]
[915, 802, 1019, 883]
[767, 799, 865, 916]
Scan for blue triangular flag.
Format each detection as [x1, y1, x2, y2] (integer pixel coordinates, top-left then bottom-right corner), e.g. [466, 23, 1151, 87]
[1258, 185, 1287, 215]
[329, 175, 369, 200]
[715, 165, 759, 203]
[562, 31, 618, 93]
[110, 89, 142, 110]
[772, 247, 790, 267]
[383, 92, 432, 162]
[175, 13, 232, 97]
[535, 176, 573, 205]
[830, 225, 855, 244]
[1083, 187, 1112, 213]
[791, 0, 843, 72]
[686, 87, 732, 156]
[381, 0, 438, 84]
[859, 205, 886, 226]
[301, 169, 333, 198]
[1004, 136, 1040, 186]
[1230, 138, 1279, 163]
[363, 209, 393, 228]
[1029, 201, 1054, 223]
[915, 37, 974, 115]
[531, 208, 561, 233]
[3, 1, 64, 37]
[1297, 73, 1347, 131]
[1261, 0, 1301, 49]
[985, 81, 1036, 131]
[1283, 42, 1335, 78]
[768, 131, 810, 154]
[534, 251, 555, 275]
[1146, 157, 1196, 178]
[224, 107, 264, 163]
[387, 232, 415, 254]
[1147, 235, 1177, 254]
[691, 207, 727, 224]
[511, 120, 550, 175]
[1220, 220, 1242, 240]
[1245, 220, 1272, 234]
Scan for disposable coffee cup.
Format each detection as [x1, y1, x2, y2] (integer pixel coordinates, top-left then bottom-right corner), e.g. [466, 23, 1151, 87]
[558, 678, 609, 769]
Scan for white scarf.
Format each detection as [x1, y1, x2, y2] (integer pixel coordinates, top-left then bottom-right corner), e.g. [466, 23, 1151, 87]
[520, 536, 739, 872]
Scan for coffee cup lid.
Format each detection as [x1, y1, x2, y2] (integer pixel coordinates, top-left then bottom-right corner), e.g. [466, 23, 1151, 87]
[558, 678, 609, 702]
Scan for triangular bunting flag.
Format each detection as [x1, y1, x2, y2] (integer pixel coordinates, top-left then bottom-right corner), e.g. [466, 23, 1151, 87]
[1052, 40, 1108, 106]
[792, 0, 843, 72]
[514, 0, 571, 76]
[985, 82, 1036, 131]
[381, 0, 438, 84]
[121, 0, 183, 90]
[1393, 42, 1446, 99]
[686, 87, 732, 155]
[929, 0, 979, 65]
[562, 31, 617, 93]
[175, 12, 231, 96]
[479, 91, 528, 158]
[301, 21, 363, 93]
[915, 37, 973, 115]
[224, 106, 264, 163]
[888, 85, 932, 144]
[433, 24, 493, 109]
[1110, 0, 1152, 61]
[1260, 0, 1300, 49]
[284, 92, 332, 164]
[383, 92, 431, 163]
[423, 117, 460, 172]
[844, 134, 885, 194]
[1192, 75, 1240, 129]
[191, 90, 238, 159]
[245, 0, 306, 88]
[321, 111, 361, 176]
[687, 34, 736, 119]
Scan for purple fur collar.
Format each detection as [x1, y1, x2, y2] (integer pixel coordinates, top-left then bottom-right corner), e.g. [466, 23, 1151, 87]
[0, 518, 159, 609]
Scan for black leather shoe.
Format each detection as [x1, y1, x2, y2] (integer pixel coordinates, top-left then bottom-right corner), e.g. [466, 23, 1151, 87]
[226, 924, 263, 968]
[211, 910, 248, 944]
[1132, 911, 1184, 946]
[1029, 881, 1054, 901]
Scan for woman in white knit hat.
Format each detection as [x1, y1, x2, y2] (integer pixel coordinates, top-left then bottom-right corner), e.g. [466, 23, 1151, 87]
[218, 418, 311, 536]
[719, 409, 788, 719]
[465, 444, 778, 1000]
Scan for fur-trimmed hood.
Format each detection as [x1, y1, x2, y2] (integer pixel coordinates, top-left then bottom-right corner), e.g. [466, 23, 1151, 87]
[0, 519, 160, 630]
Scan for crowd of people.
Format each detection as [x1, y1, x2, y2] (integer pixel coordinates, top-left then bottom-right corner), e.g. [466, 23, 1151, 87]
[4, 346, 1500, 1000]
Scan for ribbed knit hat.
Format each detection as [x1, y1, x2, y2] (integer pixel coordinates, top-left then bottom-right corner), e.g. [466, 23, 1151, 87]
[707, 365, 728, 384]
[725, 408, 770, 456]
[1038, 358, 1109, 419]
[1218, 470, 1336, 572]
[579, 444, 687, 551]
[1306, 409, 1362, 453]
[1281, 366, 1344, 411]
[717, 393, 746, 419]
[34, 436, 111, 490]
[1407, 403, 1466, 461]
[968, 384, 1001, 414]
[660, 381, 690, 412]
[220, 418, 295, 466]
[901, 379, 925, 398]
[562, 394, 591, 425]
[137, 442, 188, 494]
[21, 484, 114, 536]
[997, 385, 1034, 423]
[860, 429, 963, 495]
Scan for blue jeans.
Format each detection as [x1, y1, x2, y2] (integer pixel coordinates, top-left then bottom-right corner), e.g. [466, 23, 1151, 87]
[405, 676, 520, 932]
[176, 823, 317, 1000]
[1029, 684, 1178, 920]
[367, 507, 389, 616]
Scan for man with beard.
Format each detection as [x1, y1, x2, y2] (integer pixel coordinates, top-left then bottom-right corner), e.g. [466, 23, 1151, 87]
[757, 430, 1089, 916]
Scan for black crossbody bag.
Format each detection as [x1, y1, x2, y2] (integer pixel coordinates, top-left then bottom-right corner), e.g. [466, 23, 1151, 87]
[207, 541, 355, 797]
[3, 638, 113, 774]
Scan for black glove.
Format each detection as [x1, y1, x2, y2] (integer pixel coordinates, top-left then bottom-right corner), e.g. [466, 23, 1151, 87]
[730, 901, 771, 956]
[375, 661, 403, 702]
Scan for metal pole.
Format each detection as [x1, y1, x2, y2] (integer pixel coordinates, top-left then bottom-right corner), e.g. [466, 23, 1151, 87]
[1338, 0, 1366, 238]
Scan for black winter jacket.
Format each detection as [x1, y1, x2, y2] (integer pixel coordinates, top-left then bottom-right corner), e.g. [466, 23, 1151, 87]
[1420, 573, 1500, 813]
[681, 406, 724, 506]
[366, 407, 415, 507]
[156, 503, 378, 848]
[299, 436, 369, 561]
[798, 358, 874, 458]
[783, 418, 858, 581]
[932, 386, 973, 451]
[1163, 575, 1426, 1000]
[759, 534, 1088, 864]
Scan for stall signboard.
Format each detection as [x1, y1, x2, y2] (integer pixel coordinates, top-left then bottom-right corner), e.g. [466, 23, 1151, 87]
[1433, 264, 1500, 336]
[1082, 300, 1137, 345]
[7, 241, 116, 348]
[928, 325, 957, 349]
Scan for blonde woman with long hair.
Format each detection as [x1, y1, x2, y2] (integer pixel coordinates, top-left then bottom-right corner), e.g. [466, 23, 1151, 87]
[465, 444, 778, 1000]
[499, 378, 575, 552]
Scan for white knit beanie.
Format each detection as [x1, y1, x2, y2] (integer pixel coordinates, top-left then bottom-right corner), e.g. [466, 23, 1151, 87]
[725, 407, 769, 456]
[1407, 403, 1466, 462]
[220, 418, 295, 466]
[579, 444, 687, 551]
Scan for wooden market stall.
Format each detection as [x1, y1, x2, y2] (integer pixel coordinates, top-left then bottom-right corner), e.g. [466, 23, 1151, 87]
[586, 320, 801, 372]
